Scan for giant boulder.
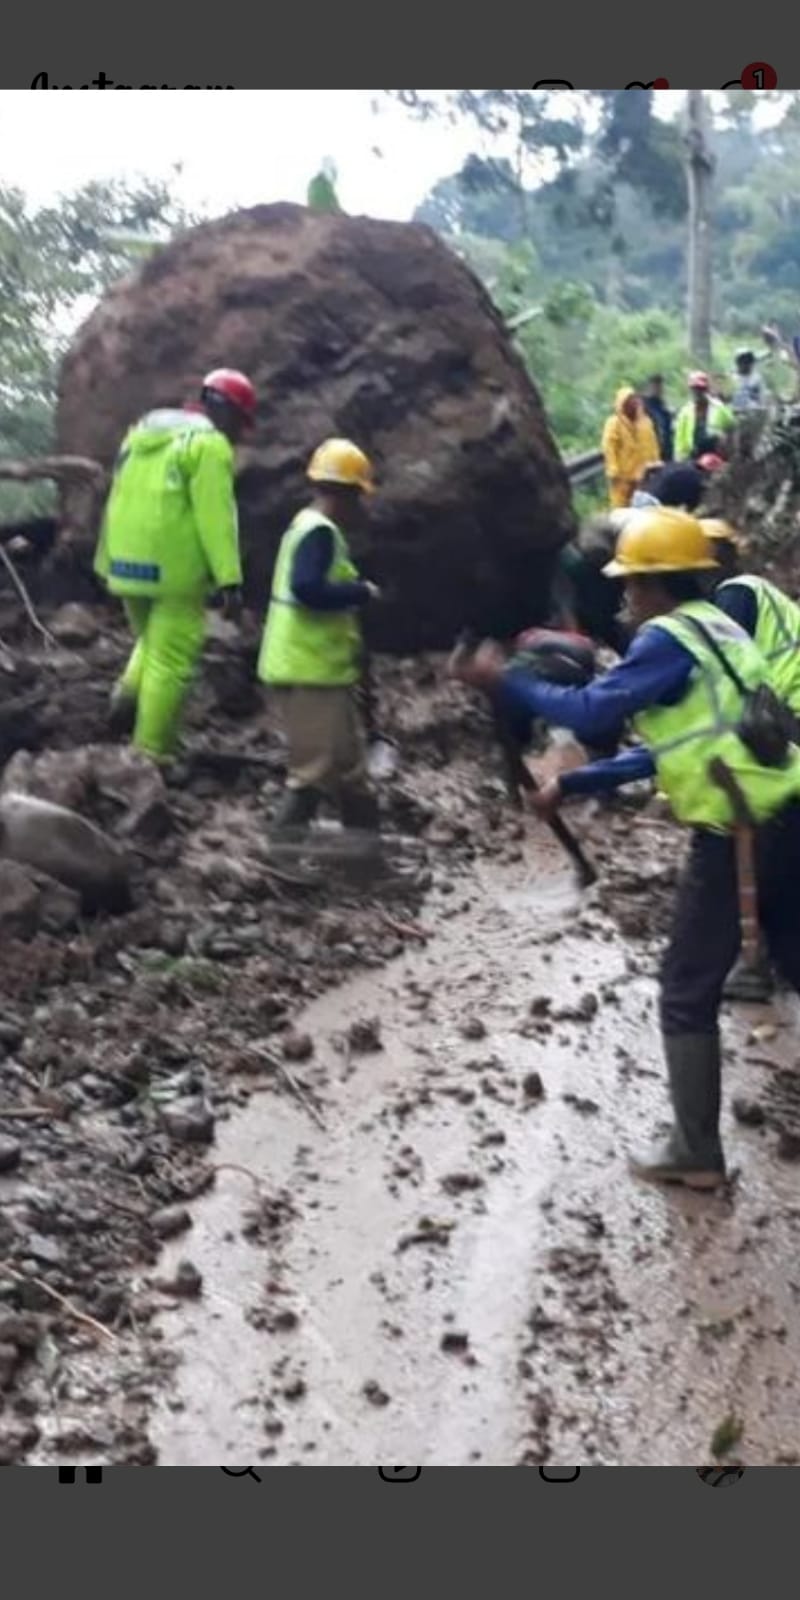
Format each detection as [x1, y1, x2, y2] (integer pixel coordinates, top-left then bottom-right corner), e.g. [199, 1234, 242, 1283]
[57, 204, 575, 652]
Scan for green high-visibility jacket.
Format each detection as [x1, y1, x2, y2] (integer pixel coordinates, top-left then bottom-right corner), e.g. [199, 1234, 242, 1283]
[673, 399, 735, 461]
[634, 600, 800, 830]
[258, 507, 363, 687]
[718, 574, 800, 713]
[94, 409, 241, 599]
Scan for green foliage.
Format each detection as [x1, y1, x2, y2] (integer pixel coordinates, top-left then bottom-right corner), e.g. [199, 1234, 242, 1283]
[409, 91, 800, 460]
[0, 173, 194, 518]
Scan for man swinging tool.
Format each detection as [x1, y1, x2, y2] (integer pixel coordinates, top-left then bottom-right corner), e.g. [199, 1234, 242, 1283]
[450, 507, 800, 1191]
[448, 628, 598, 887]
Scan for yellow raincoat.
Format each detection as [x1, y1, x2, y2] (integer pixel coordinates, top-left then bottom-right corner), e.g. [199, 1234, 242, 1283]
[601, 387, 662, 509]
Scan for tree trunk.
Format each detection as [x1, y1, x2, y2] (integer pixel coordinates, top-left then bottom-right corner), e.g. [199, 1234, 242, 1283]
[686, 90, 714, 365]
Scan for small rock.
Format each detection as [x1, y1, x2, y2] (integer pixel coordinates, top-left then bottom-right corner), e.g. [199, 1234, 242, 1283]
[0, 861, 41, 939]
[522, 1072, 545, 1102]
[24, 1233, 63, 1266]
[0, 1312, 41, 1352]
[348, 1017, 382, 1054]
[441, 1330, 470, 1354]
[283, 1379, 306, 1401]
[460, 1017, 487, 1041]
[732, 1097, 766, 1129]
[0, 1342, 20, 1388]
[563, 1093, 600, 1116]
[362, 1379, 391, 1407]
[118, 793, 174, 845]
[155, 1260, 203, 1298]
[158, 922, 188, 958]
[36, 875, 81, 934]
[273, 1309, 300, 1332]
[150, 1205, 192, 1241]
[49, 603, 99, 647]
[529, 997, 551, 1018]
[440, 1172, 484, 1195]
[0, 1018, 23, 1052]
[282, 1032, 314, 1063]
[0, 1136, 22, 1175]
[160, 1096, 215, 1145]
[0, 1423, 40, 1464]
[777, 1129, 800, 1162]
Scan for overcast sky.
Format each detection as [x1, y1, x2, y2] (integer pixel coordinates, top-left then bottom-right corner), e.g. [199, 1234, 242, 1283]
[0, 91, 477, 220]
[0, 90, 787, 223]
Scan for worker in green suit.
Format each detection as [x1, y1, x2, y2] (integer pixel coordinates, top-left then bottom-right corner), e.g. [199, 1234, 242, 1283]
[94, 368, 257, 762]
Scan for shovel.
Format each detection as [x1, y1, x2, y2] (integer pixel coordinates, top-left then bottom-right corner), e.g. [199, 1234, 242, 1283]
[708, 756, 771, 998]
[359, 645, 399, 781]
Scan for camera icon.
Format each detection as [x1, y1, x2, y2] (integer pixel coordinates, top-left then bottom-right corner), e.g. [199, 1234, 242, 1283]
[539, 1466, 581, 1482]
[378, 1466, 422, 1482]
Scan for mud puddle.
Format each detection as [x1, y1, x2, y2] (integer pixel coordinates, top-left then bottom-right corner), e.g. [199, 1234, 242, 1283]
[149, 836, 800, 1467]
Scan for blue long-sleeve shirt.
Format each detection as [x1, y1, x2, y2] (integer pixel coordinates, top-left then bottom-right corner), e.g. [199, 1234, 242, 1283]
[713, 579, 758, 636]
[499, 622, 695, 799]
[290, 524, 371, 612]
[515, 585, 760, 801]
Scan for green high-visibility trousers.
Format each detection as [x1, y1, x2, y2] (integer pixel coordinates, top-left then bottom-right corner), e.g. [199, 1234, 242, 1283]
[117, 596, 206, 761]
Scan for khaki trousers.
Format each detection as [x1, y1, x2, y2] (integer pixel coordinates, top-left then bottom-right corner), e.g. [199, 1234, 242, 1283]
[271, 685, 368, 794]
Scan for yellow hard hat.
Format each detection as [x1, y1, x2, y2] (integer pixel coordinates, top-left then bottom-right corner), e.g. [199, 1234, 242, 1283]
[698, 517, 745, 549]
[307, 438, 375, 493]
[603, 507, 719, 578]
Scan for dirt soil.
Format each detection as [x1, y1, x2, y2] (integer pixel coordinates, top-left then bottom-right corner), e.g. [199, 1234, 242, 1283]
[2, 599, 800, 1468]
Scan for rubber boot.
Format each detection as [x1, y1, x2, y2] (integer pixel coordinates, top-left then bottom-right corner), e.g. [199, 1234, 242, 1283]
[108, 685, 137, 738]
[270, 786, 321, 838]
[629, 1033, 726, 1190]
[338, 788, 381, 832]
[723, 951, 775, 1004]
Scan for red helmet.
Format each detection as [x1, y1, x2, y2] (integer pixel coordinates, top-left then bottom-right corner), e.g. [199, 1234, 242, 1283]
[698, 452, 725, 473]
[202, 368, 257, 424]
[688, 370, 710, 391]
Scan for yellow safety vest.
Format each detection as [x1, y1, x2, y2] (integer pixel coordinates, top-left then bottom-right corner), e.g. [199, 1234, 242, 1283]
[718, 574, 800, 713]
[258, 507, 363, 687]
[634, 600, 800, 830]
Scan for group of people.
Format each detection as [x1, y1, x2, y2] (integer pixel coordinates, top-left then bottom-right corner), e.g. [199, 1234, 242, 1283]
[601, 349, 769, 509]
[95, 361, 800, 1200]
[95, 368, 382, 838]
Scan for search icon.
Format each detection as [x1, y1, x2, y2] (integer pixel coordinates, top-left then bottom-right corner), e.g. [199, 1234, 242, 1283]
[221, 1467, 262, 1482]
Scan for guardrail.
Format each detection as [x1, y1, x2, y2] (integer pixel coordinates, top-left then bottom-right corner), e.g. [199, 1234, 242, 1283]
[564, 448, 605, 488]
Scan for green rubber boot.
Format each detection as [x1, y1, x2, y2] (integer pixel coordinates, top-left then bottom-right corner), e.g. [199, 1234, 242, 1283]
[629, 1033, 727, 1190]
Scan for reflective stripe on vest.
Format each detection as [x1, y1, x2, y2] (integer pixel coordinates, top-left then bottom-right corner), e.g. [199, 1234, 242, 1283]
[633, 600, 800, 829]
[718, 574, 800, 710]
[258, 506, 363, 687]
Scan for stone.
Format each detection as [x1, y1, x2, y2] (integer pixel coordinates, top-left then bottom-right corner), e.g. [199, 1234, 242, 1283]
[0, 791, 130, 913]
[160, 1097, 215, 1145]
[150, 1205, 193, 1240]
[57, 204, 575, 651]
[281, 1032, 314, 1063]
[0, 861, 40, 938]
[49, 603, 99, 647]
[0, 1136, 22, 1175]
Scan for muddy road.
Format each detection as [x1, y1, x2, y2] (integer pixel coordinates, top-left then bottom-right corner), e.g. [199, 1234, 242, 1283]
[2, 616, 800, 1469]
[149, 839, 800, 1468]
